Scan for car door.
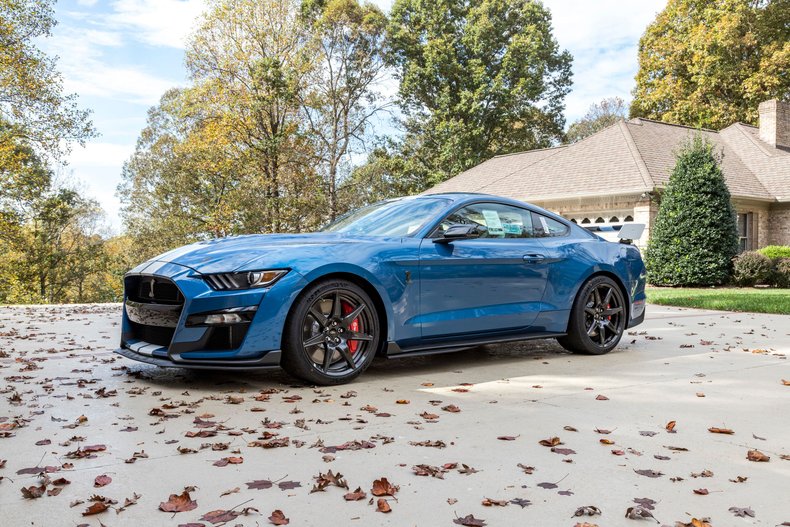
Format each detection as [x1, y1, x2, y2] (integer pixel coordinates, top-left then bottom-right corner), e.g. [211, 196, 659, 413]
[418, 202, 550, 339]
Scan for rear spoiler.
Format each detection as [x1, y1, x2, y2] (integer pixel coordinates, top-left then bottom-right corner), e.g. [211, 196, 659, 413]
[583, 223, 645, 244]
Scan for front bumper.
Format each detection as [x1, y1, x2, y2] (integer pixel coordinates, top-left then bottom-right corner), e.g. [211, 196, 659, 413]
[115, 345, 281, 371]
[116, 260, 306, 370]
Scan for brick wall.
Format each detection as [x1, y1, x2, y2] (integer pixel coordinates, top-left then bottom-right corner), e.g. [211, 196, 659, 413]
[768, 204, 790, 246]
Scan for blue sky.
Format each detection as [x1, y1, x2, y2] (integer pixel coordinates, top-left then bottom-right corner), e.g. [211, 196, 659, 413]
[41, 0, 666, 232]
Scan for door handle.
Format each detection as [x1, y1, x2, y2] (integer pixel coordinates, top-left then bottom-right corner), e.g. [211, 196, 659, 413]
[523, 253, 546, 263]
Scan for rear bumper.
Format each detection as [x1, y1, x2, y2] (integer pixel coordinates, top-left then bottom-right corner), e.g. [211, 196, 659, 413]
[115, 345, 281, 371]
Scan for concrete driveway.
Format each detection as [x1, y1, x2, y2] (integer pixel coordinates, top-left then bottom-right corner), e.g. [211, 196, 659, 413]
[0, 304, 788, 526]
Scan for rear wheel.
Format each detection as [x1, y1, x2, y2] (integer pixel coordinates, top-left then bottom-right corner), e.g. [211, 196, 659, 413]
[557, 276, 626, 355]
[282, 279, 380, 385]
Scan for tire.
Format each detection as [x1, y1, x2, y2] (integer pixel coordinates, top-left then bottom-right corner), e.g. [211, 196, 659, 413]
[557, 275, 626, 355]
[281, 279, 380, 385]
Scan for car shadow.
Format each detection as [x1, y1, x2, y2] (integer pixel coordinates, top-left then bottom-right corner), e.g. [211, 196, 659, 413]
[128, 337, 571, 390]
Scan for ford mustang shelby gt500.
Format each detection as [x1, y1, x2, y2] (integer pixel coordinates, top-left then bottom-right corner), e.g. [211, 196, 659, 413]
[116, 193, 646, 385]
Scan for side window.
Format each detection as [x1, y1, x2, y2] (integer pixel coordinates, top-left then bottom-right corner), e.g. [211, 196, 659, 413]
[531, 212, 569, 237]
[430, 203, 535, 239]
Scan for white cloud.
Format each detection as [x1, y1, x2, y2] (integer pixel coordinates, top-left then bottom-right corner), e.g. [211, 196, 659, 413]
[76, 0, 99, 6]
[543, 0, 666, 123]
[44, 26, 181, 105]
[107, 0, 206, 49]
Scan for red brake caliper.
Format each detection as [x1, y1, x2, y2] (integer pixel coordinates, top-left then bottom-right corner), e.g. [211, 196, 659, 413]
[341, 301, 360, 354]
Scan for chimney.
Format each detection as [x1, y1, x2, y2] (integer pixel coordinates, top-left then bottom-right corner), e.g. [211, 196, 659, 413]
[758, 99, 790, 149]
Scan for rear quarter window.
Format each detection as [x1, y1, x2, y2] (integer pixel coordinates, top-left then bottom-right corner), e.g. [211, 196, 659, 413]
[531, 212, 569, 237]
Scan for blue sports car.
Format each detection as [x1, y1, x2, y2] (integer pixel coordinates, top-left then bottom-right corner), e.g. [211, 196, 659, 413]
[116, 193, 646, 385]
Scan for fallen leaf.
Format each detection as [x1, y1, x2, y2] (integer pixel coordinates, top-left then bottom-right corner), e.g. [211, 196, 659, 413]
[747, 449, 770, 462]
[82, 502, 108, 516]
[708, 427, 734, 435]
[573, 505, 601, 517]
[442, 404, 461, 413]
[269, 509, 289, 525]
[453, 514, 486, 526]
[371, 477, 398, 497]
[538, 436, 561, 447]
[624, 506, 656, 521]
[159, 490, 197, 513]
[344, 487, 366, 501]
[497, 435, 518, 441]
[634, 469, 663, 478]
[595, 395, 609, 400]
[728, 506, 755, 518]
[21, 484, 46, 499]
[666, 420, 676, 432]
[510, 497, 531, 508]
[481, 497, 507, 506]
[94, 474, 111, 487]
[693, 488, 709, 495]
[551, 447, 576, 455]
[376, 498, 391, 513]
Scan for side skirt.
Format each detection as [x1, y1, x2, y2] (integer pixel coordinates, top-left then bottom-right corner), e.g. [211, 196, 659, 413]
[386, 332, 567, 358]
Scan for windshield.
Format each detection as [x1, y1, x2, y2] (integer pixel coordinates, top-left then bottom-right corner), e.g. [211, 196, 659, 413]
[321, 197, 451, 237]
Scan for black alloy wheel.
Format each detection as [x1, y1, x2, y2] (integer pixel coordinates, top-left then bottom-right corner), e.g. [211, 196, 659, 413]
[557, 275, 626, 355]
[282, 279, 380, 385]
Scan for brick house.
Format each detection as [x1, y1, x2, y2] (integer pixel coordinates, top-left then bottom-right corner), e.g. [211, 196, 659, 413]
[426, 99, 790, 250]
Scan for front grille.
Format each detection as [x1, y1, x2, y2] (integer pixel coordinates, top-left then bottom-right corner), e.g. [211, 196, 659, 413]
[127, 275, 184, 305]
[124, 275, 184, 348]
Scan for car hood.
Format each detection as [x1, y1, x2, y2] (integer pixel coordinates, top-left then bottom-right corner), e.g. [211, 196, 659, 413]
[151, 233, 380, 274]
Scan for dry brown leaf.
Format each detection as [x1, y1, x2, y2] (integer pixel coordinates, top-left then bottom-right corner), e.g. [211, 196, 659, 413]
[82, 502, 108, 516]
[666, 420, 676, 432]
[746, 449, 770, 462]
[371, 477, 398, 497]
[344, 487, 366, 501]
[708, 427, 734, 435]
[538, 436, 562, 447]
[269, 509, 289, 525]
[158, 490, 197, 513]
[481, 497, 508, 506]
[376, 498, 392, 513]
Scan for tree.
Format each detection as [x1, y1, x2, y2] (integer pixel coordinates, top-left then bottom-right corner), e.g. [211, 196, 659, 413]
[645, 136, 739, 286]
[387, 0, 572, 187]
[631, 0, 790, 129]
[0, 0, 95, 159]
[185, 0, 319, 233]
[565, 97, 627, 143]
[0, 122, 107, 303]
[300, 0, 389, 220]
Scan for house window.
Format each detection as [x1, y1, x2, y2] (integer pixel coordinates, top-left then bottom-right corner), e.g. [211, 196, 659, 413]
[737, 213, 753, 252]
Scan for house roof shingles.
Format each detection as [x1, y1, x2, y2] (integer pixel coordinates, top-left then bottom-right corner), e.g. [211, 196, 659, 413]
[426, 117, 789, 203]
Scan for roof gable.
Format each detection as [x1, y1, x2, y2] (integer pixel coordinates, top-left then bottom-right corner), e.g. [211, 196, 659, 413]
[428, 116, 787, 203]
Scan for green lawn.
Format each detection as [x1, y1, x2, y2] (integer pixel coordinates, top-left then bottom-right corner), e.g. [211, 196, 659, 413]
[646, 287, 790, 315]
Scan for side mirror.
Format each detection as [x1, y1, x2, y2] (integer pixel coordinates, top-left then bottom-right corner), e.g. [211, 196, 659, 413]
[433, 224, 481, 244]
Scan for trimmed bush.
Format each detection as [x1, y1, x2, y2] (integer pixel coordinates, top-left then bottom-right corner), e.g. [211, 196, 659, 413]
[732, 251, 773, 286]
[757, 245, 790, 260]
[775, 258, 790, 288]
[645, 136, 739, 286]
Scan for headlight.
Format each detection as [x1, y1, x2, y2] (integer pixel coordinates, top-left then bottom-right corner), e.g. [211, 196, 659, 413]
[203, 269, 289, 291]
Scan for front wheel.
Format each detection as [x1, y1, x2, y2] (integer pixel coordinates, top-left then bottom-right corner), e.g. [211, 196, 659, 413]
[281, 279, 380, 385]
[557, 276, 626, 355]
